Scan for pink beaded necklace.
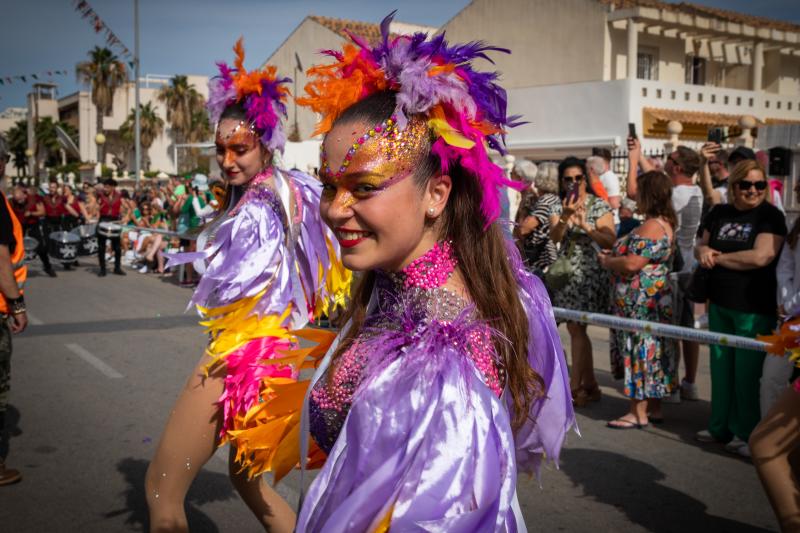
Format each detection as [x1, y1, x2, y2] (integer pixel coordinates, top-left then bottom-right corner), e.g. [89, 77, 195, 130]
[398, 241, 457, 290]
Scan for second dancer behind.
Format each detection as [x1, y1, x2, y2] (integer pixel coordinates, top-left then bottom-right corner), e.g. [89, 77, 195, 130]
[145, 40, 349, 532]
[293, 14, 576, 530]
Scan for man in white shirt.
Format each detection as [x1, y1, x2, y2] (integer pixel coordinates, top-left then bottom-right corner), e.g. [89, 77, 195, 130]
[591, 148, 621, 211]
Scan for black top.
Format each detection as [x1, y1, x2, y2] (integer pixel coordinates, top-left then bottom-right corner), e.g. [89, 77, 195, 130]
[701, 202, 787, 315]
[0, 193, 16, 255]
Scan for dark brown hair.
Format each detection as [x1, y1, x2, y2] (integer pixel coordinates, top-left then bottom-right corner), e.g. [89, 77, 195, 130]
[636, 171, 677, 229]
[330, 92, 542, 431]
[672, 146, 702, 177]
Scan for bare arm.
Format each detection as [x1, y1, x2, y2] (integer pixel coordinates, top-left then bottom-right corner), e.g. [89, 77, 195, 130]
[31, 200, 45, 218]
[584, 212, 617, 250]
[698, 143, 723, 206]
[607, 195, 621, 210]
[517, 215, 541, 237]
[715, 233, 784, 271]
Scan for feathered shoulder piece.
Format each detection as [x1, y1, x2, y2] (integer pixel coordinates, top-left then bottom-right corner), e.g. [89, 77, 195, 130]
[207, 38, 291, 152]
[297, 11, 525, 225]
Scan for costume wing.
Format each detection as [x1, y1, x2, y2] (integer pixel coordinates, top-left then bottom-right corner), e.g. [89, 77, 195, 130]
[285, 169, 351, 318]
[297, 315, 520, 533]
[509, 246, 576, 474]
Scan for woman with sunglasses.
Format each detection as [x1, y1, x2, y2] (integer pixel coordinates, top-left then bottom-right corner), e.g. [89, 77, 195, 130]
[695, 159, 787, 457]
[550, 157, 616, 407]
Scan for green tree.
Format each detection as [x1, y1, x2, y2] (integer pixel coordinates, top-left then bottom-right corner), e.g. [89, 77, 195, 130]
[34, 118, 79, 168]
[120, 101, 165, 171]
[76, 46, 128, 165]
[6, 120, 28, 177]
[158, 75, 206, 172]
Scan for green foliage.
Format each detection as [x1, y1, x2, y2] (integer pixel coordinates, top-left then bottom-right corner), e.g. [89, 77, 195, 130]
[6, 119, 28, 176]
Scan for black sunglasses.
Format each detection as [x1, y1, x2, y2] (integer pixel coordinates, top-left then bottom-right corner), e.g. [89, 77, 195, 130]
[736, 180, 767, 191]
[563, 175, 585, 183]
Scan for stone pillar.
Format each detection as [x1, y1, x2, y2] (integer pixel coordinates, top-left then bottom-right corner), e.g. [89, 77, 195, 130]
[664, 120, 682, 154]
[752, 41, 764, 91]
[627, 19, 639, 80]
[737, 115, 757, 148]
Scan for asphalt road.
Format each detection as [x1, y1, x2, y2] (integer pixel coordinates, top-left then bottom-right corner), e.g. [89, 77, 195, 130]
[0, 261, 779, 532]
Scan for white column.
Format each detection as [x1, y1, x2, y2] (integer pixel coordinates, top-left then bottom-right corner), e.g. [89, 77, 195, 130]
[627, 19, 639, 80]
[752, 41, 764, 91]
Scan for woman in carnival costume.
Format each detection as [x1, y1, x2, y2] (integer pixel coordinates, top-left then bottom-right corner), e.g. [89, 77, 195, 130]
[288, 13, 576, 531]
[145, 40, 349, 532]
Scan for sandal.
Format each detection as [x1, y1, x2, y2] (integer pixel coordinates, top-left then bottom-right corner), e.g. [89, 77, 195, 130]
[571, 387, 590, 408]
[584, 384, 602, 402]
[606, 418, 648, 430]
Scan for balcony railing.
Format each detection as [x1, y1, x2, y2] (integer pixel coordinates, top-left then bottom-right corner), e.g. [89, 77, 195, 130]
[633, 79, 800, 121]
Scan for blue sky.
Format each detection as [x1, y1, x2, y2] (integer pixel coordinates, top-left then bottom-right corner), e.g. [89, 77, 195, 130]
[1, 0, 799, 110]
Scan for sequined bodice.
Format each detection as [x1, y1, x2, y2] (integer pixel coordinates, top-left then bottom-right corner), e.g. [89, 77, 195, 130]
[309, 272, 505, 454]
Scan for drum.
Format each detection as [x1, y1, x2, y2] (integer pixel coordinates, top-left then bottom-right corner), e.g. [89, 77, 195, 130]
[97, 221, 122, 238]
[23, 236, 39, 263]
[70, 224, 99, 256]
[48, 231, 80, 263]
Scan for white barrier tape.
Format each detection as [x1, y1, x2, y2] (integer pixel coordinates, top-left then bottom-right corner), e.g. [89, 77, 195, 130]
[119, 225, 196, 240]
[553, 307, 769, 352]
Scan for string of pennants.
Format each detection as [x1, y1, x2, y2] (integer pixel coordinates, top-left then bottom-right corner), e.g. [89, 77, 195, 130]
[72, 0, 134, 68]
[0, 70, 69, 86]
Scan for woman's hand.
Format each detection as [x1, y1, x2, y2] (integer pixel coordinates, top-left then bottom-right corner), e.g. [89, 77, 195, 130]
[574, 205, 589, 232]
[561, 195, 580, 219]
[627, 136, 641, 165]
[697, 246, 720, 269]
[597, 249, 611, 269]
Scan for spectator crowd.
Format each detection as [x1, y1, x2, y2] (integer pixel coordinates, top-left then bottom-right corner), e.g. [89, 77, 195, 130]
[512, 139, 795, 462]
[8, 173, 220, 284]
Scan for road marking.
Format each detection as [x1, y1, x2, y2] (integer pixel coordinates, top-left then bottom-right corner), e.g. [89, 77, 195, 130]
[26, 312, 44, 325]
[65, 343, 124, 379]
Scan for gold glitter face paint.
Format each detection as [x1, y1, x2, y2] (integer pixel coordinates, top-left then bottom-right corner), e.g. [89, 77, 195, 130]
[215, 121, 260, 168]
[320, 117, 430, 210]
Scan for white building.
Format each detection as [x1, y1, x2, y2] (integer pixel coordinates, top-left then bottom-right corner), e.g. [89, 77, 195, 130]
[0, 107, 27, 177]
[23, 74, 209, 178]
[438, 0, 800, 159]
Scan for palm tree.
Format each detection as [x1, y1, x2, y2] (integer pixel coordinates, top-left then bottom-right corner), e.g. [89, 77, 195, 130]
[6, 120, 28, 177]
[76, 46, 128, 164]
[34, 118, 79, 168]
[158, 75, 205, 172]
[120, 102, 165, 170]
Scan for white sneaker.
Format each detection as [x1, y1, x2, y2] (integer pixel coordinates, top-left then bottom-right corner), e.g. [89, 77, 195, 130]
[696, 429, 717, 443]
[737, 444, 751, 458]
[694, 313, 709, 329]
[138, 265, 148, 274]
[725, 436, 747, 453]
[680, 379, 699, 401]
[663, 389, 682, 404]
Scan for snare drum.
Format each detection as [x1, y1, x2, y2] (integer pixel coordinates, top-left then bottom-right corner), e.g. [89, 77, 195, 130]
[23, 236, 39, 263]
[48, 231, 80, 263]
[70, 224, 99, 256]
[97, 221, 122, 238]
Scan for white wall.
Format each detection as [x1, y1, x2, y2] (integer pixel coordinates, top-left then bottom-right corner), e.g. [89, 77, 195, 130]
[264, 18, 348, 141]
[505, 80, 629, 159]
[440, 0, 608, 89]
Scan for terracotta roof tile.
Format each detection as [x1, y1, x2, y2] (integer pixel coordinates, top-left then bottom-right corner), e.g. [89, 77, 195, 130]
[309, 15, 389, 43]
[599, 0, 800, 33]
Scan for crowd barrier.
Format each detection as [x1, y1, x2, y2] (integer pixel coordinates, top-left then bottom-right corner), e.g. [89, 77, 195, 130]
[553, 307, 769, 352]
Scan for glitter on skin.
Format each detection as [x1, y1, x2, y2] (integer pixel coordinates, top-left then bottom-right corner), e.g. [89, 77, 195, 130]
[319, 118, 430, 210]
[215, 121, 260, 169]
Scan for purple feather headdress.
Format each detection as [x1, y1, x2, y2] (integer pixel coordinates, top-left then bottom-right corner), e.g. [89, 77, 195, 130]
[298, 11, 526, 225]
[207, 38, 291, 153]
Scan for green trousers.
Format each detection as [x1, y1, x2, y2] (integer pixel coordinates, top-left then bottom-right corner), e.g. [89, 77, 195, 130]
[708, 303, 775, 442]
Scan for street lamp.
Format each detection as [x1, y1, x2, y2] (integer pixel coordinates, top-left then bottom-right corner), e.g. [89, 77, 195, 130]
[24, 148, 33, 181]
[95, 133, 106, 182]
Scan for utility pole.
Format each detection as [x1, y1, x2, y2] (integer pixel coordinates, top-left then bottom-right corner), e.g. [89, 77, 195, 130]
[134, 0, 141, 187]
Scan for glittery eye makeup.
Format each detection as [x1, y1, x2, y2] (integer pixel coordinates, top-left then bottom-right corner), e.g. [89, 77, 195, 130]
[215, 121, 260, 165]
[319, 118, 429, 209]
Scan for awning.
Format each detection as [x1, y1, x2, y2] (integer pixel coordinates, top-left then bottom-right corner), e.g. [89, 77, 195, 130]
[643, 107, 764, 128]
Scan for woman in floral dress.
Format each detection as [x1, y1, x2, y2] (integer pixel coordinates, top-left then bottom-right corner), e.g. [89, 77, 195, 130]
[550, 157, 616, 407]
[599, 171, 678, 428]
